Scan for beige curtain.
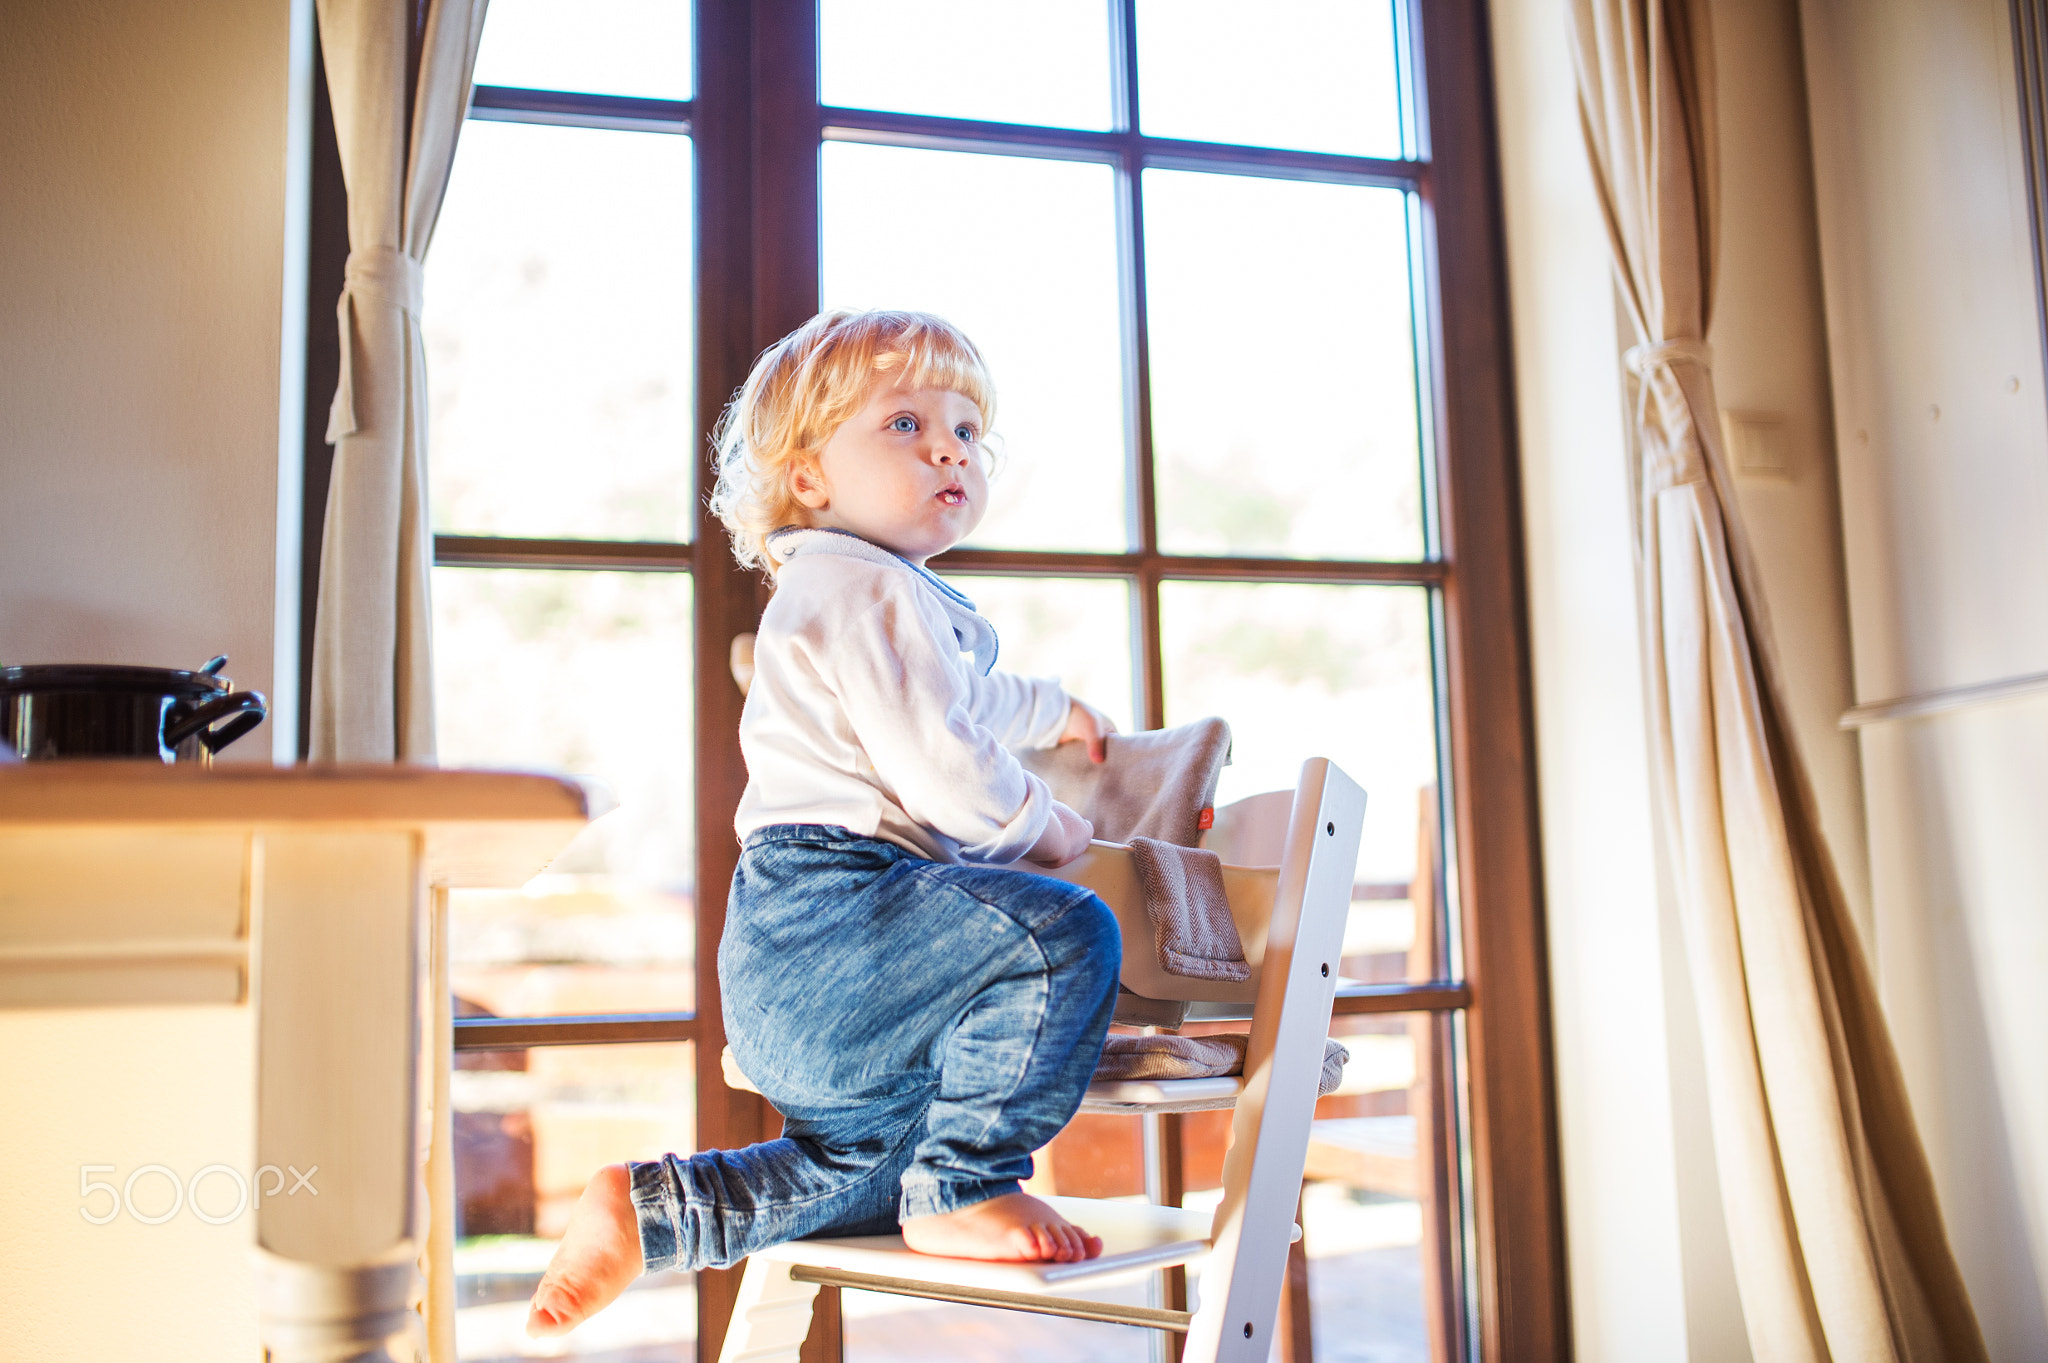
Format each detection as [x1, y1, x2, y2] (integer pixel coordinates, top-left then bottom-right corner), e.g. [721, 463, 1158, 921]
[1567, 3, 1987, 1359]
[310, 0, 489, 761]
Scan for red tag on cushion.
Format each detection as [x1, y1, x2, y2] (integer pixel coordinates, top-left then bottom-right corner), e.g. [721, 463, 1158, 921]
[1197, 806, 1214, 830]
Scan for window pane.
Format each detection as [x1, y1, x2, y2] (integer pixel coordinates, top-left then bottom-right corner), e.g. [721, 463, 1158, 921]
[435, 568, 695, 1017]
[823, 143, 1127, 552]
[946, 575, 1136, 734]
[1294, 1011, 1460, 1363]
[1160, 581, 1446, 983]
[1136, 0, 1404, 157]
[428, 120, 695, 541]
[453, 1042, 696, 1361]
[1146, 172, 1424, 561]
[473, 0, 692, 100]
[821, 0, 1112, 129]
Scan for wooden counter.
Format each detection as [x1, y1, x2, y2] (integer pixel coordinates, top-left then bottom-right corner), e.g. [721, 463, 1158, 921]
[0, 763, 596, 1362]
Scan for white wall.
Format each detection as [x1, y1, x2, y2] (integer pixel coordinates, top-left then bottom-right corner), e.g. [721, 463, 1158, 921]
[1711, 0, 1870, 942]
[1489, 0, 1700, 1354]
[0, 0, 307, 761]
[1799, 0, 2048, 1353]
[1491, 0, 1866, 1358]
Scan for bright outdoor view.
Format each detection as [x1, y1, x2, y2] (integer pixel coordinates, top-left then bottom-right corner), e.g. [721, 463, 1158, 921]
[423, 1, 1455, 1359]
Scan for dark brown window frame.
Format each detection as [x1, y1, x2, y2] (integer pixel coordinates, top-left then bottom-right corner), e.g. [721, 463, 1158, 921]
[301, 1, 1564, 1358]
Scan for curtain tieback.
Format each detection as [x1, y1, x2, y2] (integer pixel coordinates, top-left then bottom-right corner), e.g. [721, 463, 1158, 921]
[1624, 336, 1712, 377]
[1625, 338, 1715, 492]
[326, 246, 426, 444]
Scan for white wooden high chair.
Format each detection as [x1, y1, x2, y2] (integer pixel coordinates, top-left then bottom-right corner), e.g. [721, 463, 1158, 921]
[717, 758, 1365, 1363]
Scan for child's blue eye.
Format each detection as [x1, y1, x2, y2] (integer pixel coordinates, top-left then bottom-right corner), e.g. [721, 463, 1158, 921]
[889, 415, 917, 432]
[955, 426, 976, 442]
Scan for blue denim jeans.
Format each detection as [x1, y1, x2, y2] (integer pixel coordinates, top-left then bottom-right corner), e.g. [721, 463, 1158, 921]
[630, 825, 1120, 1272]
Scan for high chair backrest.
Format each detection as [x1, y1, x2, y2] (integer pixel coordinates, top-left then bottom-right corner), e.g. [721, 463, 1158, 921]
[1201, 788, 1295, 865]
[1051, 844, 1277, 1009]
[1046, 762, 1362, 1019]
[1190, 757, 1364, 1360]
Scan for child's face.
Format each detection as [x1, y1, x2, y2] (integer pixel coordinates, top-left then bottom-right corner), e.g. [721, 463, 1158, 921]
[791, 374, 989, 565]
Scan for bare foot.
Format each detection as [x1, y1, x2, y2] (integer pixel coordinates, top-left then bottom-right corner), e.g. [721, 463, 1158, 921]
[901, 1192, 1104, 1263]
[526, 1163, 644, 1338]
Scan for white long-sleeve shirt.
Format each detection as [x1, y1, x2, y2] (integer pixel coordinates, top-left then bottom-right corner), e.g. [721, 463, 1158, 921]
[733, 530, 1073, 864]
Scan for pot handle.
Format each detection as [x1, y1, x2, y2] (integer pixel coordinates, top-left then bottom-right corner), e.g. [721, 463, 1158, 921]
[164, 689, 268, 754]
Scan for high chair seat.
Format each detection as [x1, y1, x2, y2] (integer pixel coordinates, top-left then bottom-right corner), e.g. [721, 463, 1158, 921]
[1078, 1075, 1246, 1114]
[716, 757, 1365, 1363]
[719, 1199, 1269, 1357]
[755, 1194, 1231, 1295]
[723, 1044, 1247, 1116]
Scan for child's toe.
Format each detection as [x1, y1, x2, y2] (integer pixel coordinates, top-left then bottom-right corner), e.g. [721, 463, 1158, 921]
[1016, 1224, 1048, 1260]
[526, 1283, 575, 1337]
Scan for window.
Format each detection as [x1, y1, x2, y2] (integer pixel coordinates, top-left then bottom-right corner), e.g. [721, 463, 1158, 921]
[304, 2, 1561, 1358]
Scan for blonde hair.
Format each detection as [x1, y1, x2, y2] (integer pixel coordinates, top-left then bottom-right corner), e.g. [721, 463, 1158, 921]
[709, 309, 998, 574]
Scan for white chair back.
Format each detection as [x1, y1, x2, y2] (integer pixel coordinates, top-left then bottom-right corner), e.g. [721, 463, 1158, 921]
[1190, 758, 1365, 1360]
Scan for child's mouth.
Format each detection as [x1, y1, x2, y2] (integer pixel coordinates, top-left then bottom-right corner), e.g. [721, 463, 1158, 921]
[937, 485, 966, 506]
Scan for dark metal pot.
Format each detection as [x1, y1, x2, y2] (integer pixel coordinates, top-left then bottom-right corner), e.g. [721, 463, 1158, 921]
[0, 656, 267, 763]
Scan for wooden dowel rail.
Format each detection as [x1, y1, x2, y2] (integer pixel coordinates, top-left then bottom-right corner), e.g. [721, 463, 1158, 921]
[453, 1012, 696, 1050]
[1838, 668, 2048, 728]
[445, 984, 1470, 1053]
[787, 1265, 1195, 1332]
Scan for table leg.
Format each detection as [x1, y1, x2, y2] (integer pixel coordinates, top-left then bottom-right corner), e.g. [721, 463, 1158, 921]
[254, 831, 425, 1362]
[426, 886, 456, 1362]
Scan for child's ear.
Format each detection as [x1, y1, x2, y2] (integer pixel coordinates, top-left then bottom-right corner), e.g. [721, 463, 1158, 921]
[789, 457, 830, 511]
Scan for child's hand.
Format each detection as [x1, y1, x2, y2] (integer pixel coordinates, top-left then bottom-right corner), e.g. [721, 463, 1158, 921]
[1024, 801, 1094, 869]
[1061, 699, 1118, 765]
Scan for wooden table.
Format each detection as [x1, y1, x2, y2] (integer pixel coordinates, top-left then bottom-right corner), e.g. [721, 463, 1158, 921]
[0, 763, 593, 1361]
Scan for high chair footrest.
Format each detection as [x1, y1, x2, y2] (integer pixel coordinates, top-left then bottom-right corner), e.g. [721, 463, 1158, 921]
[1078, 1076, 1245, 1113]
[785, 1265, 1195, 1333]
[751, 1195, 1216, 1293]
